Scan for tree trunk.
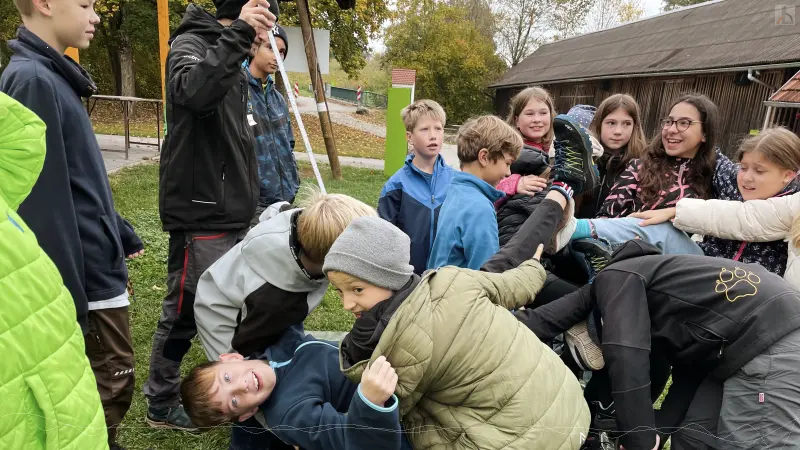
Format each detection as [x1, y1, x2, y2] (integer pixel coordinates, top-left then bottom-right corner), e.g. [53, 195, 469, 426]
[98, 23, 122, 95]
[120, 36, 136, 97]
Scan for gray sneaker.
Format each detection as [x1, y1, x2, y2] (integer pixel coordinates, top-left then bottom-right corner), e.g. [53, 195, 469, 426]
[146, 405, 198, 432]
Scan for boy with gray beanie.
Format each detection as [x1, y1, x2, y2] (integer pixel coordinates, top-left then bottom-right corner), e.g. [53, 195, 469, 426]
[324, 212, 590, 450]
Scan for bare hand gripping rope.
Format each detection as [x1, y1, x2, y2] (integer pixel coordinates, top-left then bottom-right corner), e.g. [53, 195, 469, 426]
[267, 29, 327, 194]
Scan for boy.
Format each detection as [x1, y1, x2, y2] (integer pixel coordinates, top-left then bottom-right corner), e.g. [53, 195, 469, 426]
[1, 3, 144, 446]
[324, 213, 591, 450]
[516, 240, 800, 450]
[378, 99, 454, 274]
[194, 191, 375, 361]
[146, 0, 276, 430]
[245, 24, 299, 226]
[428, 114, 599, 270]
[0, 92, 107, 450]
[181, 325, 409, 449]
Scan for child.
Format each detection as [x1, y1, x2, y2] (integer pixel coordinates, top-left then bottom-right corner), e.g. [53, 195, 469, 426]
[325, 215, 590, 450]
[575, 94, 647, 218]
[181, 325, 409, 449]
[194, 191, 376, 361]
[245, 24, 299, 225]
[379, 99, 454, 274]
[0, 92, 107, 450]
[1, 4, 144, 445]
[515, 239, 800, 450]
[596, 92, 719, 218]
[147, 0, 276, 430]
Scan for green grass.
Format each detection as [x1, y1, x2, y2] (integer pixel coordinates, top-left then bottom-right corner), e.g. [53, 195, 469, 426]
[110, 161, 386, 449]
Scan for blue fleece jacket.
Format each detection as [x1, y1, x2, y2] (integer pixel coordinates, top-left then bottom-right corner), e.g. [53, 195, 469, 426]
[256, 326, 409, 450]
[244, 63, 299, 206]
[427, 171, 505, 270]
[0, 27, 142, 332]
[378, 154, 454, 274]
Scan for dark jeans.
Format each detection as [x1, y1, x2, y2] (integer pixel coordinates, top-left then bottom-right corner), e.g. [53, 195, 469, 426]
[143, 229, 244, 408]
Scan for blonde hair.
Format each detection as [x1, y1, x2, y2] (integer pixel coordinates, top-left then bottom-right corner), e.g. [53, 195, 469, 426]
[589, 94, 647, 166]
[295, 187, 377, 263]
[456, 115, 523, 165]
[13, 0, 33, 16]
[400, 99, 447, 132]
[736, 127, 800, 171]
[180, 361, 231, 430]
[506, 86, 556, 148]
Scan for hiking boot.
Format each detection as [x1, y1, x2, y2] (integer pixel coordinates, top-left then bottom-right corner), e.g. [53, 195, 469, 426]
[590, 400, 618, 434]
[571, 238, 612, 282]
[146, 405, 198, 432]
[552, 114, 599, 196]
[566, 318, 604, 371]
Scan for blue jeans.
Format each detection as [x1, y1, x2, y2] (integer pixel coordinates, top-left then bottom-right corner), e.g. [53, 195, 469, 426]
[589, 218, 704, 255]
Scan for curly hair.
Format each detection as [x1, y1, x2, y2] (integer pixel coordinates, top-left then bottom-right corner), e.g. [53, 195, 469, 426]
[638, 93, 719, 206]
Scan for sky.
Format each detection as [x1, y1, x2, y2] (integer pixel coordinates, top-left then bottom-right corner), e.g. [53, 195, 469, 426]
[368, 0, 667, 53]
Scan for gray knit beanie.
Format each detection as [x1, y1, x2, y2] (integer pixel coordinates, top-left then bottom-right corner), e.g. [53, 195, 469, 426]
[323, 216, 414, 291]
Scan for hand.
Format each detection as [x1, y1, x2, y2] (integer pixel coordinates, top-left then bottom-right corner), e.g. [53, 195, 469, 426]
[533, 244, 543, 261]
[629, 207, 676, 227]
[517, 175, 548, 196]
[360, 356, 398, 407]
[239, 0, 276, 42]
[127, 249, 144, 259]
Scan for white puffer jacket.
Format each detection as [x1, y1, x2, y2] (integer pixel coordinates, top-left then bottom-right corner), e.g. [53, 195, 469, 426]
[674, 193, 800, 290]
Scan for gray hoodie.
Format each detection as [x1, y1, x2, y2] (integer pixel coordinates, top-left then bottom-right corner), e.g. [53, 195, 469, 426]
[195, 202, 328, 360]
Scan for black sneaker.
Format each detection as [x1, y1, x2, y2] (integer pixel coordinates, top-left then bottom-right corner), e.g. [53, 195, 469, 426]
[553, 114, 599, 195]
[146, 405, 198, 432]
[571, 238, 612, 283]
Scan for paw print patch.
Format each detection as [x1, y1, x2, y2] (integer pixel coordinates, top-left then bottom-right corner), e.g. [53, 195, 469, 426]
[715, 267, 760, 302]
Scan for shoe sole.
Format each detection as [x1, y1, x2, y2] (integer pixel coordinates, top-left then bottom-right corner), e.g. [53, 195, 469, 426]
[566, 321, 605, 370]
[145, 416, 199, 432]
[554, 116, 600, 194]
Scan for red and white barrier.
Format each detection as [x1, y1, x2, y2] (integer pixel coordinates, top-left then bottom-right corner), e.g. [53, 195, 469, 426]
[356, 85, 362, 104]
[294, 82, 300, 98]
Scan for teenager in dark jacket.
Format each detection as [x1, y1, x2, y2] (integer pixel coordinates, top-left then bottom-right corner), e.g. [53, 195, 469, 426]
[514, 240, 800, 450]
[496, 147, 551, 246]
[244, 24, 299, 225]
[1, 8, 143, 445]
[146, 0, 276, 430]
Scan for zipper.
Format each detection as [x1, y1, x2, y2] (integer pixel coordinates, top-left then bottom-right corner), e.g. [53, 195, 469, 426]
[429, 159, 438, 250]
[687, 322, 728, 358]
[265, 86, 286, 200]
[732, 241, 747, 261]
[221, 163, 226, 208]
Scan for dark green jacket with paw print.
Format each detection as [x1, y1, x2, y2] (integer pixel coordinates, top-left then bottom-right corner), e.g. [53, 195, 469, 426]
[591, 240, 800, 450]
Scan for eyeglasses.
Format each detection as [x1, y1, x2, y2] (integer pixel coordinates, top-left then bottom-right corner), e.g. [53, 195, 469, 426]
[660, 118, 702, 132]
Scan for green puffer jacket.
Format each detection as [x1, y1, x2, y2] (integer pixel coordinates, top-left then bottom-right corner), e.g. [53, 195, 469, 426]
[0, 92, 107, 449]
[341, 258, 590, 450]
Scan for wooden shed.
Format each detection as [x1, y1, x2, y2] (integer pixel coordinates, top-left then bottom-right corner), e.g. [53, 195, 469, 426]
[490, 0, 800, 153]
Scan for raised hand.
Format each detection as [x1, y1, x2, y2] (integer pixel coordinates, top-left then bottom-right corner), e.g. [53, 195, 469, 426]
[360, 356, 398, 407]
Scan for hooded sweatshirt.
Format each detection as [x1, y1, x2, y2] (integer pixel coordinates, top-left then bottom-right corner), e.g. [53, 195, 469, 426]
[591, 240, 800, 450]
[159, 5, 259, 231]
[0, 27, 143, 331]
[496, 147, 551, 246]
[194, 204, 328, 360]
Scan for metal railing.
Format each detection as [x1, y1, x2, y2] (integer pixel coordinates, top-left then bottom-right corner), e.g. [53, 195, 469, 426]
[329, 86, 388, 108]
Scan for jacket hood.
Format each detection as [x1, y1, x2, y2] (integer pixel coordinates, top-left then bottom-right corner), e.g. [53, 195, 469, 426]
[404, 153, 448, 173]
[511, 147, 549, 176]
[258, 324, 310, 364]
[608, 240, 662, 265]
[0, 93, 47, 210]
[242, 209, 326, 292]
[451, 171, 505, 203]
[170, 4, 224, 46]
[8, 26, 96, 98]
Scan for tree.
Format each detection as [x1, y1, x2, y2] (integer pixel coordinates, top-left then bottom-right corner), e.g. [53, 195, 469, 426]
[449, 0, 497, 41]
[585, 0, 643, 32]
[495, 0, 552, 67]
[383, 3, 507, 123]
[662, 0, 707, 11]
[550, 0, 596, 40]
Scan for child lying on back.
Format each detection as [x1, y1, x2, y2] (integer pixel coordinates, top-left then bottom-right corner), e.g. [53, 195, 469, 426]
[325, 215, 589, 450]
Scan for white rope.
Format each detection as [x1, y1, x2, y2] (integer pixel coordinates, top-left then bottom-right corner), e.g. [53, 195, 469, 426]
[268, 31, 327, 194]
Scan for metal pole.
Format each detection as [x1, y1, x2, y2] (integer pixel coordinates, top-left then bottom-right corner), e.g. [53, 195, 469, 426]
[296, 0, 342, 180]
[268, 31, 327, 193]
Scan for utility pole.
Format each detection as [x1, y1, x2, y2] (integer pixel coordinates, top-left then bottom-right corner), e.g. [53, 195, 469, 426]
[296, 0, 342, 179]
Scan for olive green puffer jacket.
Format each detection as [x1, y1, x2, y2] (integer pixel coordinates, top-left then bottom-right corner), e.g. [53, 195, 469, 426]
[341, 258, 590, 450]
[0, 92, 107, 449]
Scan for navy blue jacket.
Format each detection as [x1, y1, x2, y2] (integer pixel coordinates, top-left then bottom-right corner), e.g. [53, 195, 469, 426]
[378, 154, 454, 274]
[258, 326, 410, 450]
[244, 63, 299, 206]
[0, 27, 142, 332]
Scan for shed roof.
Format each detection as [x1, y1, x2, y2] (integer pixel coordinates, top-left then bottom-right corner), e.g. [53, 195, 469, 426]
[767, 69, 800, 106]
[491, 0, 800, 88]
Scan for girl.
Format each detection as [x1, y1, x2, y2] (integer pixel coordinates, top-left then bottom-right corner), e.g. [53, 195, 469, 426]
[575, 94, 647, 218]
[596, 92, 719, 217]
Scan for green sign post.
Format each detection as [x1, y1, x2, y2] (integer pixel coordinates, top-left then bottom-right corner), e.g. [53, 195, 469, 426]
[384, 86, 414, 177]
